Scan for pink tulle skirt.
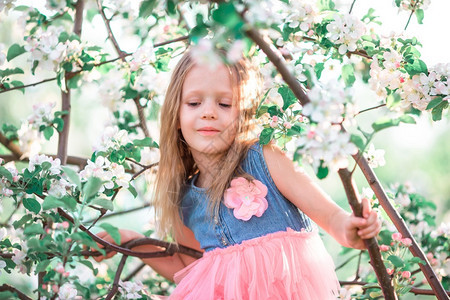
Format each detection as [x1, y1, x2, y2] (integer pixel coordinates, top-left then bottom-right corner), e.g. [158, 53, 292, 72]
[168, 228, 340, 300]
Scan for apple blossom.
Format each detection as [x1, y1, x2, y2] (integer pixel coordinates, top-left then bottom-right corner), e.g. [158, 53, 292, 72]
[363, 144, 386, 168]
[118, 280, 145, 299]
[326, 13, 366, 55]
[17, 122, 42, 158]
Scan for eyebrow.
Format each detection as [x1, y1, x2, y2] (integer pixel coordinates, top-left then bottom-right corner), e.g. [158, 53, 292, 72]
[182, 90, 233, 98]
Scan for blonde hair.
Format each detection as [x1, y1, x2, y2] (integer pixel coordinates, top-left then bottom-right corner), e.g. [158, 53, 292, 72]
[154, 50, 262, 238]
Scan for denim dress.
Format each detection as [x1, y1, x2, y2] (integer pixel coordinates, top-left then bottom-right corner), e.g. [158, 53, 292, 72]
[171, 143, 340, 300]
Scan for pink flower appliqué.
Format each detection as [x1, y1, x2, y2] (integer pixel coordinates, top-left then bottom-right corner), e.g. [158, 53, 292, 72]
[223, 177, 268, 221]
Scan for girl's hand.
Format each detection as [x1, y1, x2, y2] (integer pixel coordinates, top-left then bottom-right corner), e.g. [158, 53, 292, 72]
[91, 229, 144, 262]
[344, 198, 382, 250]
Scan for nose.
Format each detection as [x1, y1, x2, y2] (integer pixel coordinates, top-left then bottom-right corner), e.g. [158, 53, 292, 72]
[201, 99, 217, 120]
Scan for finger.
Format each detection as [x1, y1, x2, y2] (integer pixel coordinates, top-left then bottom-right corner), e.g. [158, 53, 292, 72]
[361, 197, 371, 218]
[358, 221, 381, 239]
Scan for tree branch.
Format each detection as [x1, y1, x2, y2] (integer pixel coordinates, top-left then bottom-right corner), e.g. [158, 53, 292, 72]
[83, 203, 152, 224]
[133, 97, 150, 138]
[73, 0, 85, 36]
[355, 154, 449, 299]
[96, 0, 127, 60]
[0, 284, 32, 300]
[338, 168, 397, 299]
[105, 254, 128, 300]
[0, 132, 22, 159]
[57, 89, 71, 165]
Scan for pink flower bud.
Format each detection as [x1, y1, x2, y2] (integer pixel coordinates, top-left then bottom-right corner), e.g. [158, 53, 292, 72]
[272, 116, 278, 122]
[392, 232, 402, 241]
[283, 121, 292, 129]
[411, 280, 415, 285]
[399, 77, 405, 83]
[298, 116, 304, 122]
[307, 49, 314, 55]
[63, 272, 70, 277]
[13, 176, 19, 182]
[42, 284, 47, 290]
[426, 252, 434, 260]
[401, 238, 412, 247]
[380, 245, 390, 252]
[386, 268, 394, 275]
[45, 228, 51, 234]
[270, 121, 277, 128]
[307, 130, 315, 139]
[307, 30, 314, 37]
[55, 264, 65, 274]
[66, 238, 72, 243]
[402, 271, 411, 279]
[62, 221, 69, 229]
[52, 285, 59, 293]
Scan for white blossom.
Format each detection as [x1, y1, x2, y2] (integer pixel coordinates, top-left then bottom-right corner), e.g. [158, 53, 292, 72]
[28, 154, 62, 175]
[227, 40, 245, 63]
[326, 13, 366, 55]
[118, 280, 144, 299]
[28, 102, 56, 128]
[56, 283, 79, 300]
[0, 0, 16, 14]
[48, 178, 70, 198]
[94, 126, 132, 152]
[129, 44, 155, 71]
[80, 156, 114, 193]
[0, 259, 6, 275]
[110, 163, 131, 188]
[285, 0, 320, 32]
[190, 39, 221, 69]
[363, 144, 386, 168]
[17, 122, 42, 158]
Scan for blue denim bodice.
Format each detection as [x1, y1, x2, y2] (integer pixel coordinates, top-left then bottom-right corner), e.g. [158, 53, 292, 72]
[180, 143, 313, 252]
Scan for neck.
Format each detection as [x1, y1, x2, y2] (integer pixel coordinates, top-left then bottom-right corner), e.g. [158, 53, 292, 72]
[192, 152, 223, 188]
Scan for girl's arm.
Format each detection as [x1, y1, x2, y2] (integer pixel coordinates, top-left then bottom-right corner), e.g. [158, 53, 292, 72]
[263, 144, 381, 250]
[94, 224, 202, 281]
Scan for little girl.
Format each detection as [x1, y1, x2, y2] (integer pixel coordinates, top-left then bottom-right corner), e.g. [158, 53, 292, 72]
[96, 50, 381, 299]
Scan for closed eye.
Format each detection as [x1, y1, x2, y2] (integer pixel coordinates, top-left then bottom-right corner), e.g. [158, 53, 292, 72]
[219, 103, 232, 108]
[187, 102, 200, 107]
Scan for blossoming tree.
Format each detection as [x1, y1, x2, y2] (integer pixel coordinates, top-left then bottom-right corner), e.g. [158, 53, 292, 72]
[0, 0, 449, 299]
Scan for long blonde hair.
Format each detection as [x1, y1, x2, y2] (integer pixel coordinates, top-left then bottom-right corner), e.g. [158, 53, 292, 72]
[154, 50, 262, 238]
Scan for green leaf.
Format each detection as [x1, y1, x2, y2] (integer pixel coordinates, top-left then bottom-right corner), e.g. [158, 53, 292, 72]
[314, 63, 325, 79]
[0, 166, 13, 182]
[86, 8, 98, 22]
[342, 64, 355, 87]
[212, 2, 241, 29]
[318, 0, 335, 11]
[415, 9, 424, 24]
[43, 126, 54, 140]
[128, 184, 138, 198]
[350, 134, 365, 151]
[42, 195, 64, 210]
[99, 223, 121, 245]
[23, 198, 41, 214]
[10, 80, 25, 93]
[386, 92, 401, 109]
[133, 137, 157, 147]
[404, 59, 428, 76]
[259, 128, 275, 145]
[395, 0, 401, 7]
[83, 177, 103, 199]
[79, 259, 98, 276]
[408, 257, 425, 265]
[399, 115, 416, 124]
[316, 161, 329, 179]
[35, 259, 51, 273]
[267, 105, 283, 117]
[62, 166, 81, 188]
[90, 198, 114, 211]
[431, 101, 449, 121]
[372, 117, 400, 132]
[0, 67, 24, 77]
[388, 255, 405, 268]
[139, 0, 157, 18]
[7, 44, 26, 61]
[426, 96, 443, 110]
[24, 223, 45, 235]
[12, 214, 33, 229]
[53, 117, 64, 132]
[278, 86, 297, 111]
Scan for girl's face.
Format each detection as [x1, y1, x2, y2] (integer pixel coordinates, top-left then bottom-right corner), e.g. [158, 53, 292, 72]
[179, 63, 239, 161]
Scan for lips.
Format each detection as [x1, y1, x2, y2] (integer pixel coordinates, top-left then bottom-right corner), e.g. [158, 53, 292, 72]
[197, 127, 220, 136]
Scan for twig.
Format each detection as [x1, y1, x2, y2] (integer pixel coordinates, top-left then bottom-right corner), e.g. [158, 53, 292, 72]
[335, 252, 361, 271]
[84, 203, 152, 224]
[356, 104, 386, 116]
[338, 168, 397, 299]
[124, 263, 146, 281]
[404, 1, 419, 30]
[355, 155, 448, 299]
[96, 0, 127, 60]
[105, 254, 128, 300]
[349, 0, 357, 14]
[354, 250, 363, 281]
[133, 97, 150, 138]
[0, 154, 87, 168]
[0, 77, 56, 94]
[0, 284, 32, 300]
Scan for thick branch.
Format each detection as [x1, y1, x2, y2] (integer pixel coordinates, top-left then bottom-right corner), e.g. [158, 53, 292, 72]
[0, 132, 21, 159]
[57, 89, 71, 165]
[338, 168, 397, 299]
[0, 155, 87, 169]
[58, 208, 202, 259]
[355, 154, 449, 299]
[73, 0, 85, 36]
[0, 284, 32, 300]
